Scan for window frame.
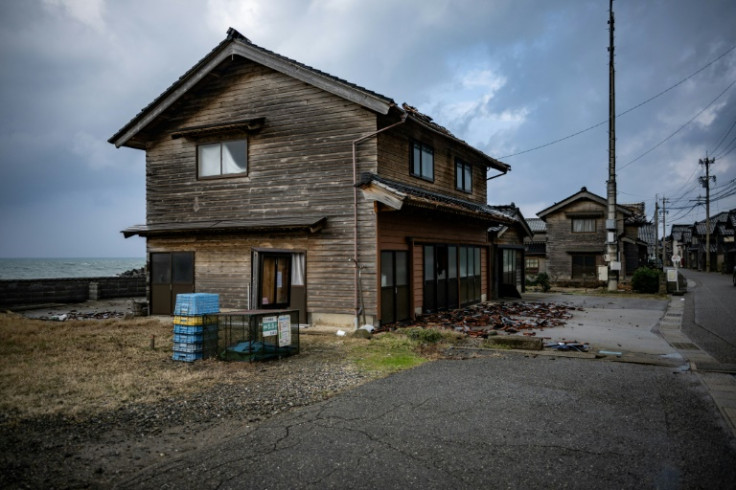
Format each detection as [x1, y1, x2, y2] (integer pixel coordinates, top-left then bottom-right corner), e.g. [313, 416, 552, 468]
[455, 158, 473, 193]
[410, 140, 434, 182]
[526, 257, 539, 273]
[197, 138, 248, 180]
[571, 253, 597, 279]
[571, 218, 596, 233]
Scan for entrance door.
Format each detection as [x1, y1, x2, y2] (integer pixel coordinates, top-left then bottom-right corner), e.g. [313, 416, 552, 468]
[423, 245, 459, 314]
[259, 253, 291, 309]
[380, 251, 409, 324]
[151, 252, 194, 315]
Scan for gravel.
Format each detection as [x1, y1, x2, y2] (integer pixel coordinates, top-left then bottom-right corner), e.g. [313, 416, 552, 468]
[0, 353, 370, 489]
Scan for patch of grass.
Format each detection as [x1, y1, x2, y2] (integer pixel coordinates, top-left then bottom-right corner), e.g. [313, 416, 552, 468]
[349, 333, 428, 376]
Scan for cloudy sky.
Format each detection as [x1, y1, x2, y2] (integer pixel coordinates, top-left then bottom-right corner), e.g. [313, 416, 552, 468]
[1, 0, 735, 258]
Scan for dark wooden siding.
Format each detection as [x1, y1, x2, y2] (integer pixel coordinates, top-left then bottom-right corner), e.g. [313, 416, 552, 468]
[544, 199, 642, 281]
[376, 130, 489, 205]
[377, 209, 490, 316]
[143, 57, 379, 317]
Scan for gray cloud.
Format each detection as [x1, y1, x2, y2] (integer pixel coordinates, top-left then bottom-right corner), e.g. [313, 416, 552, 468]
[1, 0, 735, 256]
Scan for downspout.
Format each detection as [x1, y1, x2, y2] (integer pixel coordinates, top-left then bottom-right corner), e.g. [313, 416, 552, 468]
[486, 168, 508, 181]
[351, 112, 408, 329]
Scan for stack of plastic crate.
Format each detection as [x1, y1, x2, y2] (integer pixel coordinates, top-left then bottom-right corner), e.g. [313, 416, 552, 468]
[172, 293, 220, 362]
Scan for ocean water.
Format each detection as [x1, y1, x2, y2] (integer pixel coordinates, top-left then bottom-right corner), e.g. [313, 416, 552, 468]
[0, 258, 146, 280]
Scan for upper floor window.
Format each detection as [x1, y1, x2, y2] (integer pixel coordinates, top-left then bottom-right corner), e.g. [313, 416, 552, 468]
[571, 218, 596, 233]
[198, 139, 247, 178]
[455, 158, 472, 193]
[410, 141, 434, 182]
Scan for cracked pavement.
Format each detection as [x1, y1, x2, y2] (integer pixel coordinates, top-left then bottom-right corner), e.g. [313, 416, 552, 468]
[115, 354, 736, 489]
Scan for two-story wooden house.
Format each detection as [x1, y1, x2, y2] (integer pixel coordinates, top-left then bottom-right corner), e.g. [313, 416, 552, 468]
[536, 187, 648, 285]
[109, 28, 517, 327]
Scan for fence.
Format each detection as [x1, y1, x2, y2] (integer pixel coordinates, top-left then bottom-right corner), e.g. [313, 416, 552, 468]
[0, 276, 146, 309]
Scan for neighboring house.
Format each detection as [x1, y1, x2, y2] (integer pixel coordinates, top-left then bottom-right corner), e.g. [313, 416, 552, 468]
[524, 217, 547, 280]
[488, 204, 533, 297]
[682, 211, 734, 272]
[109, 28, 519, 327]
[670, 224, 691, 267]
[639, 222, 657, 265]
[536, 187, 648, 285]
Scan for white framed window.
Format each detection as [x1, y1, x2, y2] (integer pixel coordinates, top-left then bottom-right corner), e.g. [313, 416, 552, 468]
[198, 139, 247, 178]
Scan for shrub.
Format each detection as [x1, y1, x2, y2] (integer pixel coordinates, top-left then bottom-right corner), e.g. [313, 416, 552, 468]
[631, 267, 660, 293]
[403, 327, 444, 344]
[536, 272, 551, 292]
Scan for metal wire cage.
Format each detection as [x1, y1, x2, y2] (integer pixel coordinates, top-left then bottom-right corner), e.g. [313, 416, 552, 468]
[209, 310, 300, 362]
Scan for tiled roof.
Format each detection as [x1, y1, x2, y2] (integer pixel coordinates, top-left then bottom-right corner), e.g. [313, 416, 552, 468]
[110, 28, 509, 172]
[357, 173, 516, 225]
[638, 224, 656, 245]
[110, 28, 395, 146]
[526, 218, 547, 233]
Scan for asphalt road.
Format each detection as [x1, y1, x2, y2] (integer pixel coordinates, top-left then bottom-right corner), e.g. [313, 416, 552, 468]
[116, 353, 736, 489]
[680, 269, 736, 364]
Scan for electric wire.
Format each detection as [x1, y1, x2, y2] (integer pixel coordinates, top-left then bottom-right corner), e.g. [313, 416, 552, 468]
[618, 79, 736, 170]
[500, 43, 736, 160]
[709, 113, 736, 156]
[715, 133, 736, 159]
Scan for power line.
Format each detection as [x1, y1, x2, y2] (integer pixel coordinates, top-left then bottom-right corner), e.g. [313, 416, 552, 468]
[710, 113, 736, 156]
[715, 132, 736, 159]
[500, 42, 736, 159]
[618, 79, 736, 170]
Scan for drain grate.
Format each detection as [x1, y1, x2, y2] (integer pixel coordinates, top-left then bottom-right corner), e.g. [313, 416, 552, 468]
[672, 342, 699, 350]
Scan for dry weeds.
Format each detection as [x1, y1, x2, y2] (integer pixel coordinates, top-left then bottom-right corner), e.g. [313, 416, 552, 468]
[0, 313, 357, 420]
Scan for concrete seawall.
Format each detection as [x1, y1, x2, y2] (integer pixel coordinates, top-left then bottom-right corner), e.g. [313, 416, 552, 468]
[0, 277, 146, 309]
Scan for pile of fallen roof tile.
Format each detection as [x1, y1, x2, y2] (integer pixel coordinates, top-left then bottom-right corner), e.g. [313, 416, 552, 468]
[410, 302, 582, 338]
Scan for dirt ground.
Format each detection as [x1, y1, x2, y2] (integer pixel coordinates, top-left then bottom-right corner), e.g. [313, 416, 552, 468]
[1, 299, 377, 489]
[0, 335, 372, 489]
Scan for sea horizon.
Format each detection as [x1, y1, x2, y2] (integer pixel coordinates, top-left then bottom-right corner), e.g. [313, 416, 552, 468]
[0, 257, 146, 280]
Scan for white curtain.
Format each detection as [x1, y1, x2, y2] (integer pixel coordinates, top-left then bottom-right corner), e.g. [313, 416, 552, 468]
[291, 253, 305, 286]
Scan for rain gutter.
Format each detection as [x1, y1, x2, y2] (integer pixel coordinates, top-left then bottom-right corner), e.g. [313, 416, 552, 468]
[351, 113, 408, 329]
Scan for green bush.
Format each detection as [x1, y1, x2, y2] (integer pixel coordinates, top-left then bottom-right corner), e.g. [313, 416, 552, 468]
[536, 272, 551, 292]
[631, 267, 660, 293]
[403, 327, 444, 344]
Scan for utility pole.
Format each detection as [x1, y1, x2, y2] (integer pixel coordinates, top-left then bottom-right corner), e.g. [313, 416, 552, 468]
[661, 196, 669, 267]
[605, 0, 619, 291]
[699, 156, 716, 271]
[654, 195, 659, 265]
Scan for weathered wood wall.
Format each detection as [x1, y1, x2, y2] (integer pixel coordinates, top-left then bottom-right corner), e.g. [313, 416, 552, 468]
[544, 199, 641, 281]
[545, 200, 605, 281]
[377, 129, 489, 205]
[142, 57, 379, 318]
[377, 209, 490, 316]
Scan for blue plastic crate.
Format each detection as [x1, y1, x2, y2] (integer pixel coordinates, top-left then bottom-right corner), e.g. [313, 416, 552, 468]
[173, 324, 218, 335]
[174, 293, 220, 316]
[174, 324, 204, 335]
[174, 332, 218, 344]
[173, 341, 204, 353]
[172, 351, 203, 362]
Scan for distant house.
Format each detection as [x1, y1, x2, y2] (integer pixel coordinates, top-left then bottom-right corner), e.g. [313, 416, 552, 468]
[638, 222, 657, 265]
[536, 187, 648, 285]
[109, 28, 522, 326]
[670, 224, 692, 267]
[681, 211, 735, 272]
[524, 218, 547, 280]
[488, 204, 533, 296]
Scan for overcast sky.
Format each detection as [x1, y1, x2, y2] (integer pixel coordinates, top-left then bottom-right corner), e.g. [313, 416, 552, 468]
[1, 0, 735, 258]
